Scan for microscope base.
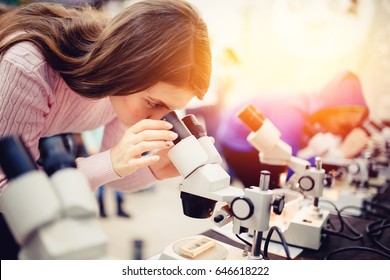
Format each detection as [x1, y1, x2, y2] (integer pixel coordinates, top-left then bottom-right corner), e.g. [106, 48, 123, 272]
[268, 207, 329, 250]
[322, 183, 377, 216]
[369, 175, 387, 188]
[159, 235, 247, 260]
[19, 219, 108, 260]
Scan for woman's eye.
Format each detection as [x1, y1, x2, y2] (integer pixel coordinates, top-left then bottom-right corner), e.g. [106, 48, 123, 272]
[148, 101, 160, 108]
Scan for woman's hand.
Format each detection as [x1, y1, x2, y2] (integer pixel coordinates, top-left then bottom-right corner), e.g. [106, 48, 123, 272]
[148, 147, 180, 179]
[339, 127, 369, 158]
[110, 119, 177, 177]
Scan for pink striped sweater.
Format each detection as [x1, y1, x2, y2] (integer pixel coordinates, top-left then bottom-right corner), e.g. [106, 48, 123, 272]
[0, 41, 157, 193]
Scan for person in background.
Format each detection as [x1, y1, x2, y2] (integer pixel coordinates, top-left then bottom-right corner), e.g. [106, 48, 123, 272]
[73, 129, 131, 218]
[97, 185, 130, 218]
[216, 71, 370, 189]
[66, 132, 131, 218]
[0, 0, 211, 259]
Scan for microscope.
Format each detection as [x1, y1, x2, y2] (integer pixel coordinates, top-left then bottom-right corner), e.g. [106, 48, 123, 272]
[340, 124, 390, 214]
[339, 152, 380, 215]
[237, 105, 332, 250]
[159, 112, 285, 260]
[319, 119, 390, 216]
[0, 135, 108, 259]
[364, 120, 390, 183]
[315, 152, 377, 216]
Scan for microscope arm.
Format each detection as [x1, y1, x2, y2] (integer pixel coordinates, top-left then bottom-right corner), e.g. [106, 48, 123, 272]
[246, 117, 311, 175]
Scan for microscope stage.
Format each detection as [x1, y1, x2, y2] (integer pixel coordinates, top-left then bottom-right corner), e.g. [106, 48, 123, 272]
[159, 235, 247, 260]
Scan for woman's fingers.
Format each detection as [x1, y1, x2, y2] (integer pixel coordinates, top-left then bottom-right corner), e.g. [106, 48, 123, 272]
[129, 154, 160, 170]
[128, 119, 173, 134]
[128, 129, 178, 144]
[127, 140, 174, 158]
[111, 119, 177, 177]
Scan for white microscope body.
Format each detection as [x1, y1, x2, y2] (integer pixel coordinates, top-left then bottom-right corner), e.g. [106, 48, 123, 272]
[366, 123, 390, 182]
[337, 155, 377, 215]
[0, 135, 108, 259]
[335, 129, 390, 214]
[319, 121, 390, 216]
[159, 112, 284, 260]
[237, 105, 331, 250]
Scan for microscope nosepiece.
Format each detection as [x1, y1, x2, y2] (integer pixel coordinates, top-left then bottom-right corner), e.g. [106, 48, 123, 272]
[162, 111, 192, 145]
[237, 104, 266, 132]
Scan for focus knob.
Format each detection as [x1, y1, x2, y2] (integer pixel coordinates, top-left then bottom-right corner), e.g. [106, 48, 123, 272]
[231, 197, 254, 221]
[298, 176, 315, 192]
[348, 163, 360, 175]
[272, 194, 285, 215]
[323, 173, 334, 188]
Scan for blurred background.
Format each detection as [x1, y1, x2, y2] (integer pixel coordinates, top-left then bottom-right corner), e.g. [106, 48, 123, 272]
[2, 0, 389, 119]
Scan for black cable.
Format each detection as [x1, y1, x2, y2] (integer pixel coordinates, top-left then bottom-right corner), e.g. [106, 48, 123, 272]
[320, 200, 364, 240]
[234, 233, 267, 259]
[366, 218, 390, 235]
[323, 227, 364, 241]
[338, 208, 365, 240]
[325, 246, 390, 260]
[365, 201, 390, 218]
[340, 202, 390, 219]
[235, 233, 252, 248]
[366, 218, 390, 253]
[263, 226, 292, 260]
[320, 199, 344, 232]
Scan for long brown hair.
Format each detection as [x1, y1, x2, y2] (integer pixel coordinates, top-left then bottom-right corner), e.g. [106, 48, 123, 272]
[0, 0, 211, 99]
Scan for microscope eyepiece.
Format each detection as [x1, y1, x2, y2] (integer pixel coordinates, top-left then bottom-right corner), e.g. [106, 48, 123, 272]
[0, 135, 37, 180]
[162, 111, 192, 145]
[237, 104, 266, 132]
[182, 114, 207, 139]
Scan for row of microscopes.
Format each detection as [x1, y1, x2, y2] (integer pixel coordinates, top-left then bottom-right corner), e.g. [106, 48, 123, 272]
[0, 104, 389, 259]
[318, 118, 390, 216]
[160, 105, 390, 259]
[162, 106, 337, 260]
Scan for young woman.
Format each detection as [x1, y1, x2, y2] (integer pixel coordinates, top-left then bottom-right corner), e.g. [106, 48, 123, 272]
[0, 0, 212, 193]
